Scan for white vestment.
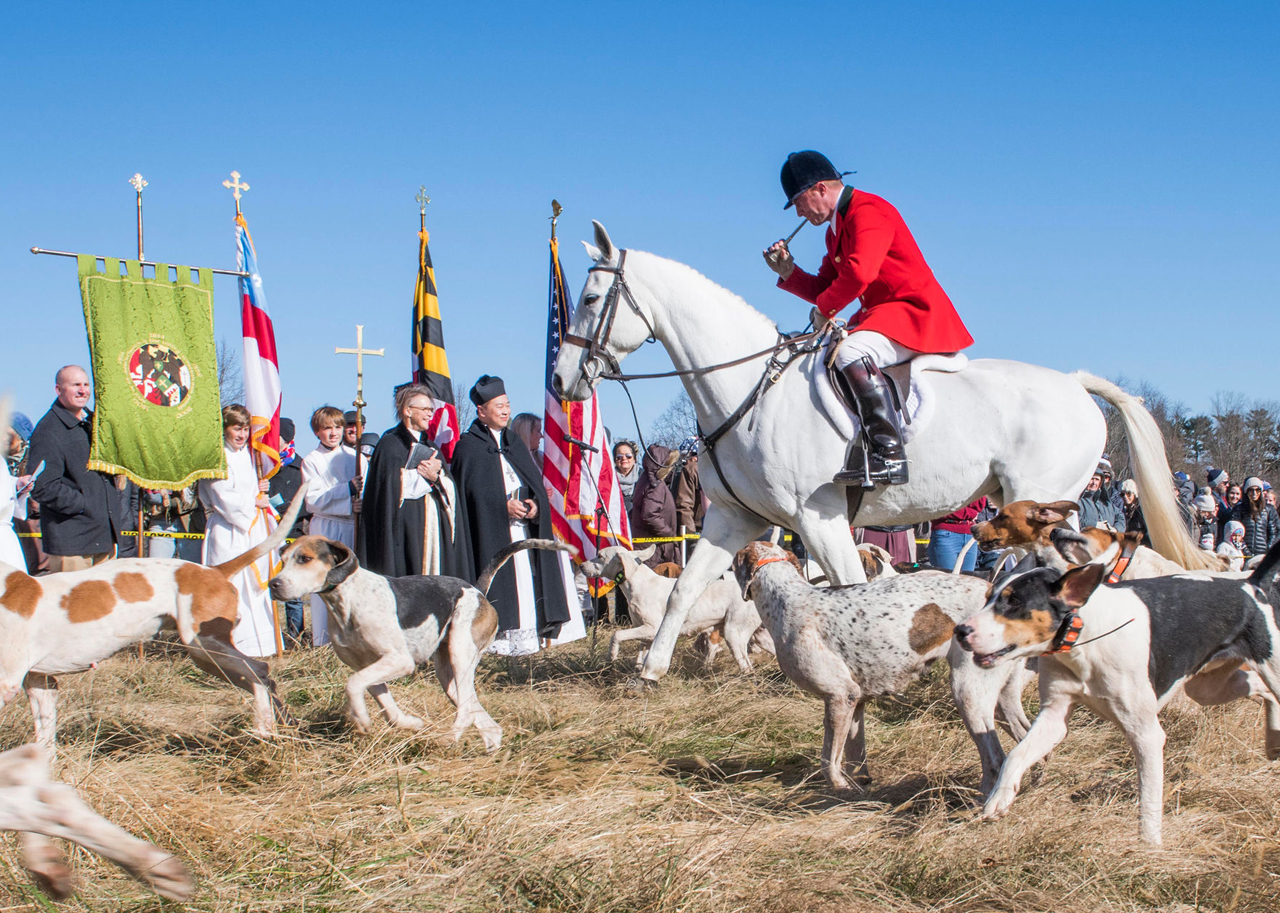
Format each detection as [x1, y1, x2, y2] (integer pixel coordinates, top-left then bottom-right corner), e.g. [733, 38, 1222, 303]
[486, 429, 585, 656]
[199, 445, 277, 656]
[302, 443, 358, 646]
[0, 462, 29, 571]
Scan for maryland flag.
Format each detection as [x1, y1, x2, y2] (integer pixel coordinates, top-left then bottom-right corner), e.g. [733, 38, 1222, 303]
[78, 256, 226, 487]
[411, 226, 459, 458]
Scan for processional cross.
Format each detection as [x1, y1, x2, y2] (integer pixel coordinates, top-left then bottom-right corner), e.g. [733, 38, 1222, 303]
[222, 171, 250, 214]
[336, 326, 384, 538]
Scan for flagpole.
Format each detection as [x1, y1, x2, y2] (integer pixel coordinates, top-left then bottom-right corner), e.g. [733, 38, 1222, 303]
[224, 171, 284, 657]
[130, 173, 149, 565]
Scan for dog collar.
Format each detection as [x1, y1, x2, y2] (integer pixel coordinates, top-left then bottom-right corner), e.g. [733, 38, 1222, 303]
[1047, 611, 1085, 654]
[1106, 540, 1138, 585]
[746, 555, 792, 592]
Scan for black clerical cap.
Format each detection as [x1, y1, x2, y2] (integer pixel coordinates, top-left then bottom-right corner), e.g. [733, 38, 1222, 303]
[344, 410, 360, 425]
[470, 374, 506, 406]
[278, 418, 295, 442]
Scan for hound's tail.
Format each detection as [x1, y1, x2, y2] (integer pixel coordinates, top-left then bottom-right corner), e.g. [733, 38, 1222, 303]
[1072, 372, 1223, 572]
[476, 539, 573, 596]
[1248, 539, 1280, 589]
[214, 487, 309, 578]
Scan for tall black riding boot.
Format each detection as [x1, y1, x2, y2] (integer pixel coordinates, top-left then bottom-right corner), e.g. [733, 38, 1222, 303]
[833, 357, 910, 486]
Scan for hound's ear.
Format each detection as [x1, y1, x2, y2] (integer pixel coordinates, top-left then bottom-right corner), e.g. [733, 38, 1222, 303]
[1031, 501, 1079, 524]
[1049, 528, 1095, 566]
[635, 544, 657, 565]
[323, 540, 359, 589]
[1052, 561, 1107, 609]
[592, 220, 615, 262]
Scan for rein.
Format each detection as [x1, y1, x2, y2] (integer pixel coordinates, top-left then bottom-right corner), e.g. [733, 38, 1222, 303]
[565, 247, 826, 521]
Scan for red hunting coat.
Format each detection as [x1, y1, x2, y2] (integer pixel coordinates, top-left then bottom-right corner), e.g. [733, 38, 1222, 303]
[778, 188, 973, 355]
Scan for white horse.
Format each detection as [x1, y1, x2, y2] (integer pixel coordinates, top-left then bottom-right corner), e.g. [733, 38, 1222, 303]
[553, 222, 1214, 687]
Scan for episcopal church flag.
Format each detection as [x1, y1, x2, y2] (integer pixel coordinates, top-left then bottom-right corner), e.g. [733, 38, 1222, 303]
[543, 235, 631, 562]
[236, 212, 283, 479]
[411, 226, 460, 458]
[77, 256, 226, 488]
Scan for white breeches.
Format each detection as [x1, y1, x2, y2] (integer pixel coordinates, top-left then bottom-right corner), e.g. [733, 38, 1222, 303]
[834, 330, 916, 370]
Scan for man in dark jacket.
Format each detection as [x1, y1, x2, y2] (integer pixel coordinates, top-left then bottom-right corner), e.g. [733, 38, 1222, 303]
[450, 375, 572, 655]
[27, 365, 120, 571]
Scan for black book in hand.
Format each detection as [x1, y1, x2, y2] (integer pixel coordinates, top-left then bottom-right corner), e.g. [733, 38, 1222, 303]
[405, 443, 439, 471]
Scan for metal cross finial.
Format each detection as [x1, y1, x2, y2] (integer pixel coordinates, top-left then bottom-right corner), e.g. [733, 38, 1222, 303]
[335, 324, 385, 411]
[129, 173, 147, 194]
[416, 186, 431, 214]
[223, 171, 250, 214]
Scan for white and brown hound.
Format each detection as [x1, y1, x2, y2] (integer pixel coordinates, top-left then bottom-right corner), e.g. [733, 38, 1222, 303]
[0, 742, 193, 900]
[269, 536, 568, 747]
[0, 491, 306, 749]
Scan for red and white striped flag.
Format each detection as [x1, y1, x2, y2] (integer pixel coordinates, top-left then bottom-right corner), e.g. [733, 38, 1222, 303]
[543, 235, 630, 562]
[235, 212, 283, 479]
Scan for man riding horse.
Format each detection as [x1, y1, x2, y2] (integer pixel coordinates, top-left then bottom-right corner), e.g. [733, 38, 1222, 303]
[763, 151, 973, 487]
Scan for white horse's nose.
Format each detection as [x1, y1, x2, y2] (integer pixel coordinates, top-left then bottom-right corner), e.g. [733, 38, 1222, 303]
[552, 373, 566, 397]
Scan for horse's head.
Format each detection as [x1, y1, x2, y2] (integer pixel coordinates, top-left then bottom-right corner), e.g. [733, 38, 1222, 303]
[552, 221, 657, 402]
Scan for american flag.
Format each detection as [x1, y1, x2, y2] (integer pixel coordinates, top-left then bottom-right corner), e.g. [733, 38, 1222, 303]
[236, 212, 282, 479]
[543, 235, 631, 561]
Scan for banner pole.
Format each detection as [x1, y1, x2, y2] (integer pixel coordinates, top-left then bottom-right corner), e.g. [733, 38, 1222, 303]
[130, 173, 149, 564]
[336, 325, 384, 547]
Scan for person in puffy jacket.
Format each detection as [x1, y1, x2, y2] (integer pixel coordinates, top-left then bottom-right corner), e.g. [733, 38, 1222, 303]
[629, 444, 679, 567]
[1231, 477, 1280, 557]
[1078, 463, 1126, 532]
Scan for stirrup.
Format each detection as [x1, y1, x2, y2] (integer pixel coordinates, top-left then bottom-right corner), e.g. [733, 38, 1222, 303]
[833, 451, 909, 487]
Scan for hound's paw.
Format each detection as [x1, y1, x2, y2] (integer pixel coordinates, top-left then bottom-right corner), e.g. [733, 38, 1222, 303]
[983, 786, 1018, 820]
[393, 715, 425, 731]
[138, 854, 196, 902]
[348, 716, 373, 736]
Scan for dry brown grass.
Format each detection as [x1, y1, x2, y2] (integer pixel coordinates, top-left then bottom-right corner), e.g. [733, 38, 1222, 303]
[2, 632, 1280, 911]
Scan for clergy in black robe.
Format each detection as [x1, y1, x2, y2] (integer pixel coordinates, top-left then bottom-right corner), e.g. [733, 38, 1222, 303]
[450, 375, 571, 653]
[356, 385, 473, 581]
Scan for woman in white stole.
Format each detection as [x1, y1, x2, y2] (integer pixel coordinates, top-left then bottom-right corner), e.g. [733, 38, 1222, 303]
[301, 406, 359, 646]
[199, 404, 277, 657]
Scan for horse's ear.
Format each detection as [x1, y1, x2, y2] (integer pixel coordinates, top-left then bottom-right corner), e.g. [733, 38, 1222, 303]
[592, 220, 616, 261]
[582, 240, 604, 262]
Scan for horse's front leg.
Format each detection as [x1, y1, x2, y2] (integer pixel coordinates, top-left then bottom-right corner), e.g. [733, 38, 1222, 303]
[639, 508, 766, 682]
[798, 511, 867, 585]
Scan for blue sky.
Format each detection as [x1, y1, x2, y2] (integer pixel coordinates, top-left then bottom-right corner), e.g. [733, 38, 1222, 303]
[2, 2, 1277, 448]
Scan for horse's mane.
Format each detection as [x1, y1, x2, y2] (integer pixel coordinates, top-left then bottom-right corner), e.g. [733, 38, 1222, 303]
[627, 249, 784, 339]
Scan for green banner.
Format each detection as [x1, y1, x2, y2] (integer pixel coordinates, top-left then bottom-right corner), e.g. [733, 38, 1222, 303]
[79, 255, 226, 488]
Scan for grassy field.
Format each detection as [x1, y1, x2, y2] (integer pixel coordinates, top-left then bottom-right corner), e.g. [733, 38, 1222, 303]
[1, 631, 1279, 912]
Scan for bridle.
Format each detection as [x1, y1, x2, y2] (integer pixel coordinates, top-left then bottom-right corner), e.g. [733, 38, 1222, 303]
[562, 249, 657, 385]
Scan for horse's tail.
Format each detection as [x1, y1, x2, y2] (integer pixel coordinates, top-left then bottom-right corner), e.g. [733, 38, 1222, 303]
[1073, 372, 1222, 571]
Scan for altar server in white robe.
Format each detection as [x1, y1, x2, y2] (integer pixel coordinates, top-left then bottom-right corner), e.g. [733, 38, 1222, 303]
[0, 458, 32, 570]
[199, 404, 277, 657]
[301, 405, 359, 646]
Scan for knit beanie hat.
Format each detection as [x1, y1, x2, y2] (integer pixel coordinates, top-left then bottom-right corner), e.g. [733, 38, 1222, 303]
[1209, 469, 1228, 487]
[1120, 479, 1138, 495]
[1245, 477, 1265, 492]
[1194, 493, 1217, 512]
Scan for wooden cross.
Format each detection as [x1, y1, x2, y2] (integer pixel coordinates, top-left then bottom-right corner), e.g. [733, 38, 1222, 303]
[222, 171, 250, 214]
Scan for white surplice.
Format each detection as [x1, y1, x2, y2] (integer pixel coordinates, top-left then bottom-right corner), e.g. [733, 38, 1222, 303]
[0, 462, 29, 571]
[301, 442, 357, 646]
[198, 444, 277, 656]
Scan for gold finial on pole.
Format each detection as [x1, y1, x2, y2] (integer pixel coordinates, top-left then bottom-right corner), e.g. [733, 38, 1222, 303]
[222, 170, 250, 215]
[416, 185, 430, 231]
[129, 173, 147, 261]
[550, 199, 563, 240]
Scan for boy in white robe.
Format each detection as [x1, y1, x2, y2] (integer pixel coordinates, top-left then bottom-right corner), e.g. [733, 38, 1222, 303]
[198, 405, 277, 657]
[301, 406, 359, 646]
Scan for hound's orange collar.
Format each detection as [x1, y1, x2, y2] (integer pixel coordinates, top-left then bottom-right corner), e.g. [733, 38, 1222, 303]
[1106, 540, 1138, 585]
